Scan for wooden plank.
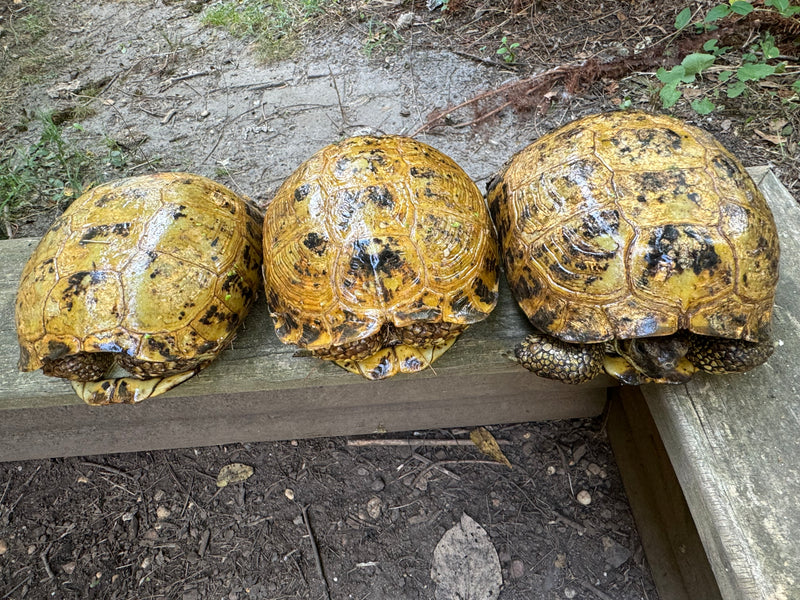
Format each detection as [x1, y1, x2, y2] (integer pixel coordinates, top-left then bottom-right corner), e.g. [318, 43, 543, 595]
[607, 387, 722, 600]
[641, 166, 800, 600]
[0, 239, 608, 461]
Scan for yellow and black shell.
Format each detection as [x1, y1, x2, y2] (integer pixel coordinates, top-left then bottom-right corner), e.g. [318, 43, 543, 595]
[488, 111, 779, 348]
[16, 173, 263, 404]
[263, 135, 499, 379]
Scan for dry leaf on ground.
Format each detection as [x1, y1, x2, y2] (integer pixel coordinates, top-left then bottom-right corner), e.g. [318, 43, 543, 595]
[470, 427, 512, 468]
[431, 513, 503, 600]
[216, 463, 254, 487]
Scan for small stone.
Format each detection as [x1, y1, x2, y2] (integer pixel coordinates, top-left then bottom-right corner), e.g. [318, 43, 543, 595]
[62, 561, 76, 574]
[602, 536, 632, 569]
[576, 490, 592, 505]
[27, 545, 36, 555]
[547, 465, 557, 475]
[396, 11, 414, 30]
[0, 539, 7, 555]
[366, 496, 382, 519]
[284, 488, 295, 501]
[156, 506, 171, 520]
[154, 489, 165, 502]
[77, 475, 89, 484]
[564, 587, 578, 598]
[587, 463, 602, 476]
[510, 559, 525, 579]
[141, 556, 152, 570]
[370, 477, 385, 492]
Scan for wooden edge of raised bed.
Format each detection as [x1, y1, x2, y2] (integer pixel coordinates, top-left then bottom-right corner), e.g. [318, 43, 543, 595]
[638, 166, 800, 600]
[1, 226, 610, 462]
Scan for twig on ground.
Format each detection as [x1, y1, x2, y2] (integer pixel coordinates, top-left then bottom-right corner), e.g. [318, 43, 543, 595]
[4, 466, 42, 522]
[329, 65, 347, 127]
[347, 438, 510, 447]
[410, 451, 461, 483]
[79, 460, 134, 480]
[555, 444, 575, 497]
[552, 512, 587, 535]
[301, 505, 331, 600]
[160, 70, 213, 91]
[1, 575, 31, 599]
[40, 544, 55, 580]
[579, 579, 617, 600]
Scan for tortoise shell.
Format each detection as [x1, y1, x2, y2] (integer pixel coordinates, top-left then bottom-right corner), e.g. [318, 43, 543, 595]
[16, 172, 263, 403]
[263, 135, 499, 377]
[488, 111, 779, 345]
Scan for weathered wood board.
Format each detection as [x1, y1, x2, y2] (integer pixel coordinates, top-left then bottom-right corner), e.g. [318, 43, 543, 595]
[0, 239, 608, 462]
[640, 167, 800, 600]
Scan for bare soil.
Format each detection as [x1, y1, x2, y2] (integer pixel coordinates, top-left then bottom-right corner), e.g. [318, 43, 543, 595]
[1, 0, 797, 597]
[0, 420, 655, 600]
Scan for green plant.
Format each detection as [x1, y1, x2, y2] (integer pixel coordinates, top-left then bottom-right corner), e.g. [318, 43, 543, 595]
[0, 115, 115, 237]
[659, 1, 800, 114]
[362, 19, 404, 57]
[201, 0, 332, 60]
[497, 36, 520, 64]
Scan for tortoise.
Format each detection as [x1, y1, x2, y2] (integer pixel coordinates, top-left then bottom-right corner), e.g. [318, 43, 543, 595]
[487, 111, 779, 385]
[262, 135, 499, 380]
[16, 172, 263, 404]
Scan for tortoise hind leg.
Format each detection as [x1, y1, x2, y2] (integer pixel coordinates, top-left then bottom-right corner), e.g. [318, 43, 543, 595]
[687, 335, 774, 374]
[515, 333, 604, 384]
[72, 371, 197, 405]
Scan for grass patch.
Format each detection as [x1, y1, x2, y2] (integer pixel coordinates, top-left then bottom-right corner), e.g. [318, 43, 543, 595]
[0, 115, 131, 239]
[200, 0, 336, 60]
[0, 1, 84, 119]
[361, 18, 404, 57]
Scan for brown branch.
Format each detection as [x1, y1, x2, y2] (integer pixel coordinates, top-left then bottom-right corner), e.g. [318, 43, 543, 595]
[414, 13, 798, 134]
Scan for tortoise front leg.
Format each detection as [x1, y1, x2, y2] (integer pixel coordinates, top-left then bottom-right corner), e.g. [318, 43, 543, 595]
[687, 335, 775, 374]
[515, 333, 604, 384]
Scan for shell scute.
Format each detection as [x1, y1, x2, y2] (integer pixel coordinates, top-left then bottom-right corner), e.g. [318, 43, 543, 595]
[489, 111, 779, 343]
[263, 135, 499, 357]
[16, 173, 263, 375]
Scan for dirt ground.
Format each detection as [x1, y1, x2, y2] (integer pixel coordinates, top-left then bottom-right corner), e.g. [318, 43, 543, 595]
[1, 0, 797, 597]
[0, 420, 656, 600]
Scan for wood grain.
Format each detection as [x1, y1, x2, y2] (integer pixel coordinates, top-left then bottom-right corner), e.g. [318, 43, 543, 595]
[641, 167, 800, 600]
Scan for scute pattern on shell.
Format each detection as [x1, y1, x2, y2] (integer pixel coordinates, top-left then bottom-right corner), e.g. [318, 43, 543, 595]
[488, 111, 779, 344]
[16, 173, 264, 375]
[263, 135, 499, 351]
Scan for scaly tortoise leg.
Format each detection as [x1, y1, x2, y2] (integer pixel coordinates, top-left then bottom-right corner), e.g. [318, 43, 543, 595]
[515, 333, 604, 384]
[687, 335, 774, 374]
